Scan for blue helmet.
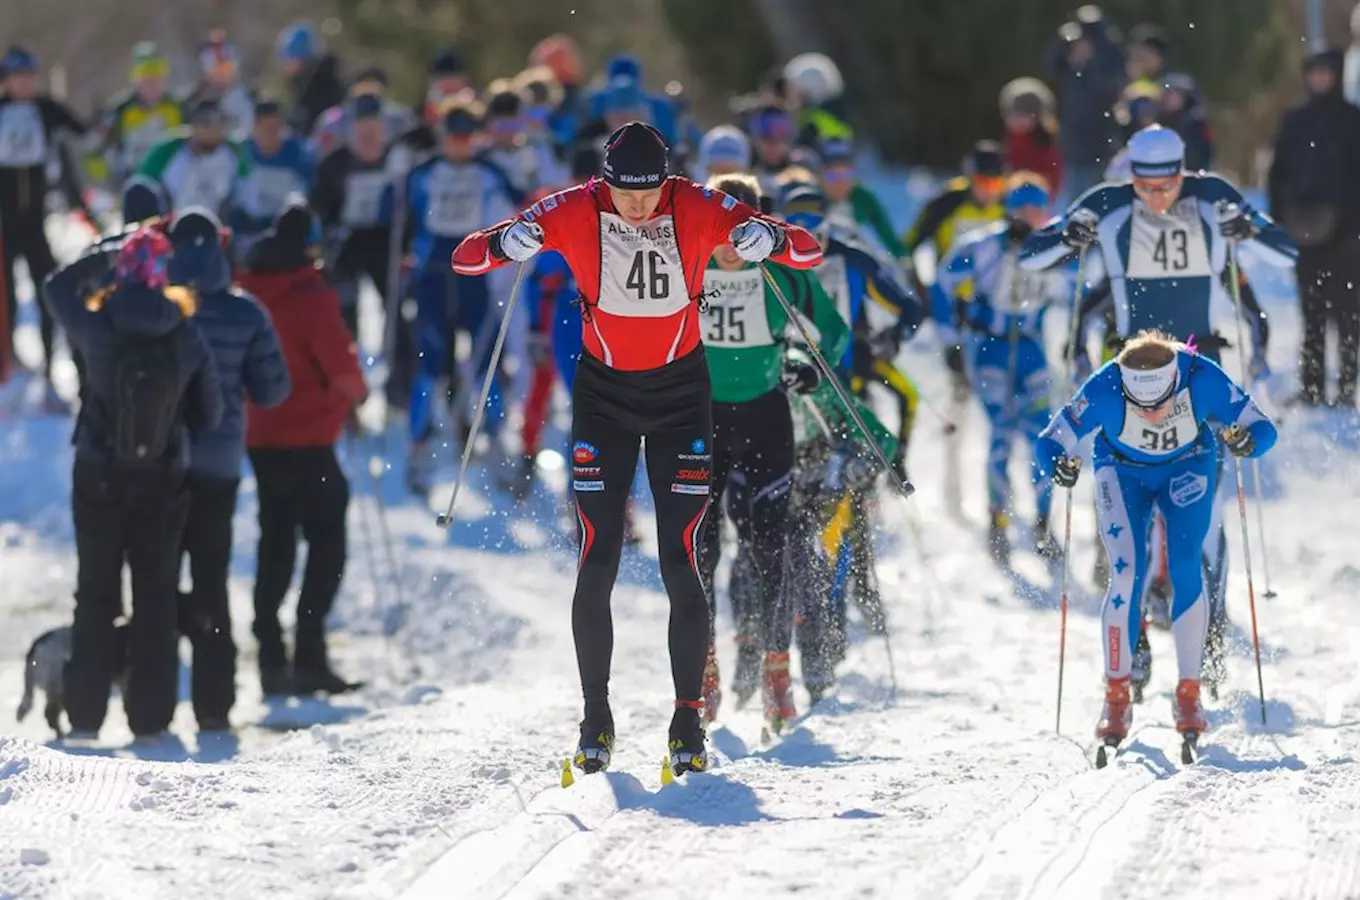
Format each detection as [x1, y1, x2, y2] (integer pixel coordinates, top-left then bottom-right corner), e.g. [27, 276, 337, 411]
[276, 22, 320, 62]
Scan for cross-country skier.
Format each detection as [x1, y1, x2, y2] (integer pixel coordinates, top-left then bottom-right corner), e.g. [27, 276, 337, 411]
[452, 121, 822, 779]
[781, 182, 922, 480]
[97, 43, 183, 188]
[818, 138, 907, 261]
[697, 173, 850, 731]
[0, 45, 89, 391]
[1034, 330, 1277, 757]
[1020, 124, 1295, 697]
[933, 175, 1075, 567]
[139, 99, 250, 220]
[233, 100, 316, 256]
[397, 99, 522, 497]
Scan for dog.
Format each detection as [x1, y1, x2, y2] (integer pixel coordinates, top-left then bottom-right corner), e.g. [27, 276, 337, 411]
[17, 623, 130, 738]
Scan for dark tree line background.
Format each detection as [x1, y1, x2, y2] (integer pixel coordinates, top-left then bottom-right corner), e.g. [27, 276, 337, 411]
[4, 0, 1354, 181]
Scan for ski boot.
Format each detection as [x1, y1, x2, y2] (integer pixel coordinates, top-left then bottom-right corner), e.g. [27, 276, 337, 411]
[701, 643, 722, 724]
[406, 440, 436, 500]
[762, 651, 797, 738]
[572, 702, 615, 776]
[1202, 616, 1228, 701]
[1034, 514, 1062, 563]
[731, 636, 761, 708]
[662, 702, 708, 784]
[1130, 624, 1152, 704]
[1146, 580, 1173, 630]
[1094, 676, 1132, 768]
[1174, 679, 1207, 764]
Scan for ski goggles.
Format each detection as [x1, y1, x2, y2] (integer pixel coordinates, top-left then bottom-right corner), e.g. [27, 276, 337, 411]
[1119, 357, 1179, 409]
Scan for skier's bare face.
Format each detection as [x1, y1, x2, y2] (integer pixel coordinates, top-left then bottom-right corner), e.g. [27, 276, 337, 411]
[822, 164, 854, 202]
[609, 185, 663, 226]
[352, 118, 386, 161]
[1132, 399, 1174, 425]
[4, 72, 38, 101]
[135, 75, 166, 104]
[713, 242, 744, 271]
[253, 115, 285, 155]
[1015, 205, 1050, 230]
[1133, 175, 1183, 215]
[192, 122, 226, 152]
[442, 133, 477, 164]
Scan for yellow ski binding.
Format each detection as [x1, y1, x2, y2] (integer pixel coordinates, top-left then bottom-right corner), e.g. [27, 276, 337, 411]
[560, 757, 575, 788]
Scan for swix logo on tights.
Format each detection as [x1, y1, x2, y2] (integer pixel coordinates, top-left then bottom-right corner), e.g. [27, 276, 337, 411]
[675, 469, 709, 482]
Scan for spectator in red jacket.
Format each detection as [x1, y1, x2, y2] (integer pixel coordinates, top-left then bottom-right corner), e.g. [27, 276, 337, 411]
[1000, 78, 1063, 201]
[239, 200, 366, 698]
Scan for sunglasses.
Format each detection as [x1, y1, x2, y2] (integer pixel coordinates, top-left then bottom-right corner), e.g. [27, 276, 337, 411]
[822, 167, 854, 182]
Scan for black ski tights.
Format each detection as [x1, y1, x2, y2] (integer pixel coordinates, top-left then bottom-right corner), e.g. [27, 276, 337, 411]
[697, 389, 794, 655]
[570, 351, 713, 707]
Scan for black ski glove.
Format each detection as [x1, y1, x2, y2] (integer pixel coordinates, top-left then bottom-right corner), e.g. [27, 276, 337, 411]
[1221, 424, 1255, 457]
[1217, 203, 1261, 241]
[944, 344, 966, 375]
[781, 359, 821, 395]
[1053, 455, 1082, 488]
[1061, 211, 1099, 251]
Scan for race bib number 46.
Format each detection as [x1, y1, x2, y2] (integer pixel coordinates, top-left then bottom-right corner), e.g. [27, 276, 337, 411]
[597, 213, 689, 317]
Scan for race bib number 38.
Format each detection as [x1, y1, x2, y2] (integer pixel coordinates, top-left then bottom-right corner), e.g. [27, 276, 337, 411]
[1126, 200, 1213, 279]
[701, 268, 773, 348]
[598, 212, 689, 317]
[1117, 388, 1199, 457]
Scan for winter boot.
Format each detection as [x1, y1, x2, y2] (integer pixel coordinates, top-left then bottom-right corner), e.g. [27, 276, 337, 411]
[762, 651, 797, 735]
[1174, 679, 1207, 734]
[701, 643, 722, 724]
[1096, 676, 1132, 745]
[988, 510, 1011, 568]
[732, 636, 761, 707]
[573, 702, 615, 774]
[667, 703, 708, 777]
[1130, 624, 1152, 703]
[292, 663, 363, 696]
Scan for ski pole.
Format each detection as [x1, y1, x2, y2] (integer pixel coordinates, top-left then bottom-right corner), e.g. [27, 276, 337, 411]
[1224, 237, 1277, 600]
[435, 262, 527, 528]
[761, 264, 914, 497]
[361, 428, 407, 629]
[1056, 484, 1074, 734]
[1061, 246, 1090, 402]
[1232, 449, 1269, 726]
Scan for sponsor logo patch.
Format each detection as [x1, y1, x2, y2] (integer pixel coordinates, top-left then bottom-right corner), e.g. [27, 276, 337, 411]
[573, 480, 605, 492]
[1168, 471, 1208, 508]
[1071, 394, 1089, 422]
[1108, 626, 1121, 671]
[691, 439, 707, 454]
[573, 466, 601, 477]
[671, 483, 710, 495]
[675, 468, 709, 482]
[573, 441, 598, 464]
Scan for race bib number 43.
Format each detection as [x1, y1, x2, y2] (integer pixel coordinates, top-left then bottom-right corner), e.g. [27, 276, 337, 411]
[1126, 200, 1213, 279]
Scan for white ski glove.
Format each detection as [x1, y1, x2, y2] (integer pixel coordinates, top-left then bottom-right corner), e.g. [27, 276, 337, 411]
[499, 220, 544, 262]
[730, 219, 781, 262]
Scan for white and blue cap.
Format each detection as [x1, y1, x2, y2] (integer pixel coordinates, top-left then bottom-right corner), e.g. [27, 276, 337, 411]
[1120, 355, 1180, 408]
[1127, 124, 1185, 179]
[698, 126, 751, 172]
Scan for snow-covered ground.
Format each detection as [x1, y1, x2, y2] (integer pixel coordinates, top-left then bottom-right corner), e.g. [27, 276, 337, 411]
[4, 192, 1360, 899]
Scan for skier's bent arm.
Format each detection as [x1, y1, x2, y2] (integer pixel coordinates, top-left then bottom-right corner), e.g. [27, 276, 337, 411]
[1034, 377, 1106, 478]
[1196, 360, 1279, 457]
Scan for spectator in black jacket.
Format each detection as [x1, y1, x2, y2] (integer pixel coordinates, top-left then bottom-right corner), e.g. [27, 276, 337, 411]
[1269, 50, 1360, 408]
[168, 208, 291, 731]
[276, 21, 345, 137]
[44, 226, 223, 739]
[1045, 6, 1126, 204]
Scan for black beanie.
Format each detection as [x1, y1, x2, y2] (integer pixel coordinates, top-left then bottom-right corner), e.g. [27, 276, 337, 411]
[602, 121, 668, 190]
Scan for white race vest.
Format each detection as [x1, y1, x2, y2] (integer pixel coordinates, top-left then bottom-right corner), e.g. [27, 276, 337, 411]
[815, 253, 851, 324]
[121, 116, 170, 172]
[1117, 388, 1199, 457]
[168, 147, 238, 213]
[0, 103, 47, 168]
[597, 213, 688, 317]
[1126, 199, 1213, 280]
[701, 267, 773, 349]
[425, 163, 484, 237]
[992, 252, 1051, 314]
[342, 169, 390, 228]
[254, 165, 307, 218]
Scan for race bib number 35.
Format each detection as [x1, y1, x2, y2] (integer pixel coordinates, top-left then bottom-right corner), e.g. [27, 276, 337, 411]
[701, 268, 773, 348]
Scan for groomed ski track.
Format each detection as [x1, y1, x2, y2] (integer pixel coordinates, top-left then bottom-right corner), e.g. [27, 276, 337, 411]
[3, 204, 1360, 899]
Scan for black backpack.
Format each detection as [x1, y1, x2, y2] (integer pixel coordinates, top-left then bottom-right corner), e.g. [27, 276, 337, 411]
[109, 325, 185, 464]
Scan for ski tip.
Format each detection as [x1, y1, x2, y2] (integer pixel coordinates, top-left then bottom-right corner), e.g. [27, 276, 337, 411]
[560, 758, 575, 789]
[660, 756, 674, 787]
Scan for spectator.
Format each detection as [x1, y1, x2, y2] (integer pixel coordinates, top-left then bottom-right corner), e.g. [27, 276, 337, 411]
[999, 77, 1064, 198]
[168, 209, 290, 730]
[238, 201, 366, 695]
[276, 21, 345, 136]
[1346, 5, 1360, 106]
[1157, 73, 1213, 171]
[1268, 50, 1360, 408]
[43, 227, 223, 738]
[529, 34, 586, 149]
[1045, 5, 1125, 203]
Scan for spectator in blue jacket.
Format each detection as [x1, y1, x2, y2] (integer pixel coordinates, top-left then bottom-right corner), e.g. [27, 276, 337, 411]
[168, 208, 291, 731]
